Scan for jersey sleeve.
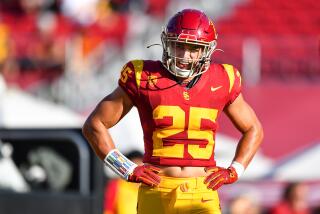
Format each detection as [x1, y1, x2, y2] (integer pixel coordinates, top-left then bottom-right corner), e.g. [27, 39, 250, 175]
[222, 64, 242, 104]
[118, 60, 144, 105]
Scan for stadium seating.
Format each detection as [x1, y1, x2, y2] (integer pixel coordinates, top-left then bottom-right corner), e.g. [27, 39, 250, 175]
[214, 0, 320, 81]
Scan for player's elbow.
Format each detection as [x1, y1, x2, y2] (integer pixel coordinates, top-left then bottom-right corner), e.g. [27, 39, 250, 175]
[82, 117, 92, 140]
[82, 115, 110, 138]
[82, 116, 99, 140]
[252, 120, 264, 147]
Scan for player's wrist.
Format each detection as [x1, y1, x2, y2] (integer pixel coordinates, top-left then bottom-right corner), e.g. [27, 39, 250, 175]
[104, 149, 137, 180]
[230, 161, 245, 178]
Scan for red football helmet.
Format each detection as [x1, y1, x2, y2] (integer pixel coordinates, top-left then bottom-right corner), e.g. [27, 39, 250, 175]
[161, 9, 218, 78]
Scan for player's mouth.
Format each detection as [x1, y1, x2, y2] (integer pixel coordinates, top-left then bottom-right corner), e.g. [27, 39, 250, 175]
[177, 61, 191, 69]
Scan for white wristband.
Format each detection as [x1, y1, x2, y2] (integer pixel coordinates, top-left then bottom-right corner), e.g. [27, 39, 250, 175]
[104, 149, 137, 180]
[231, 161, 245, 178]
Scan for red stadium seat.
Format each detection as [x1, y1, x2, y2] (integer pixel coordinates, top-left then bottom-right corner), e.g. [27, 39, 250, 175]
[215, 0, 320, 80]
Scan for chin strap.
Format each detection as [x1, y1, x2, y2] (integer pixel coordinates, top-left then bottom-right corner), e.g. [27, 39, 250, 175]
[185, 73, 202, 89]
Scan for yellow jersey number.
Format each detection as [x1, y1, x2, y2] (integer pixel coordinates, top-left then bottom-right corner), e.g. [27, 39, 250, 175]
[152, 105, 218, 159]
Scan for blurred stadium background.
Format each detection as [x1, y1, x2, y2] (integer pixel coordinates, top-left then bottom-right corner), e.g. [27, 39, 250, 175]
[0, 0, 319, 213]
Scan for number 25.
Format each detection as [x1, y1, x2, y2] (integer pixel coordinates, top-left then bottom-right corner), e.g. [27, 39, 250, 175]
[152, 105, 218, 159]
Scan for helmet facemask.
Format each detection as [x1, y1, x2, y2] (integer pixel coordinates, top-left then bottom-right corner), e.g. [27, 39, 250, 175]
[161, 31, 217, 79]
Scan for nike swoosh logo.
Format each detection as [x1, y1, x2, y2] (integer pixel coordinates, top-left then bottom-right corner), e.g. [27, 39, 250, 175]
[211, 86, 222, 92]
[201, 198, 213, 203]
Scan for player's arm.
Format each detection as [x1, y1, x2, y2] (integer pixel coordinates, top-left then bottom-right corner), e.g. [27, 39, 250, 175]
[82, 86, 132, 160]
[205, 94, 263, 190]
[82, 86, 161, 186]
[224, 93, 263, 167]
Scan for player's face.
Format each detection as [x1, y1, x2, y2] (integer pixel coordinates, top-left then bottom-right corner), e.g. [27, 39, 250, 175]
[169, 42, 204, 70]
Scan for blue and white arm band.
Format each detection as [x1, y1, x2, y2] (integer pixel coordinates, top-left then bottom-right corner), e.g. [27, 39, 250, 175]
[104, 149, 137, 180]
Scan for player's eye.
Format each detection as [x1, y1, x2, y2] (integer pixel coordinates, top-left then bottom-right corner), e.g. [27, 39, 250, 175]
[190, 47, 201, 52]
[186, 44, 202, 52]
[175, 43, 184, 49]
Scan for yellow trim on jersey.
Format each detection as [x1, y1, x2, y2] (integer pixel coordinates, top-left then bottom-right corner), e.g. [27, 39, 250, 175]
[236, 69, 242, 86]
[132, 60, 144, 89]
[222, 64, 235, 93]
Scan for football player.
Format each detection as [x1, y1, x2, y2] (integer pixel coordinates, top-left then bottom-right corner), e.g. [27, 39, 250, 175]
[82, 9, 263, 214]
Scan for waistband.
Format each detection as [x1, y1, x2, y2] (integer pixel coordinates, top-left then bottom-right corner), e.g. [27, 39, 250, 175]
[158, 176, 208, 191]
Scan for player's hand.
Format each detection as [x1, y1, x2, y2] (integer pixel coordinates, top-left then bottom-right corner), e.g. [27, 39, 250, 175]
[204, 166, 238, 190]
[128, 165, 161, 187]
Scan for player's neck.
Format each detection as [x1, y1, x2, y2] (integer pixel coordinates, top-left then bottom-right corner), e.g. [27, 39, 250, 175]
[176, 76, 193, 85]
[175, 74, 202, 89]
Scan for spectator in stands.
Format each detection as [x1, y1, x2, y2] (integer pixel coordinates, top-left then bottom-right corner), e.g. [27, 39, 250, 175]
[0, 0, 72, 89]
[103, 150, 143, 214]
[271, 182, 311, 214]
[0, 22, 18, 81]
[228, 193, 261, 214]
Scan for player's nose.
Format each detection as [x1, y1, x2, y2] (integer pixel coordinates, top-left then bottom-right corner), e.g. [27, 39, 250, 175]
[183, 49, 192, 59]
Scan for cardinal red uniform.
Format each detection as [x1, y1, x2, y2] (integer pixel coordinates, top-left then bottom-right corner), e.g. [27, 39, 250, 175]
[119, 60, 241, 166]
[119, 60, 241, 213]
[83, 8, 262, 214]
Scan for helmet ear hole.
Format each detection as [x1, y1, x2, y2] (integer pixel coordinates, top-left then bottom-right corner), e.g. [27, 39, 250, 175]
[212, 41, 217, 50]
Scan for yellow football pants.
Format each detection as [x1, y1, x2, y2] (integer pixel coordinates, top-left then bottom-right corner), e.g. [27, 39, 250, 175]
[137, 176, 221, 214]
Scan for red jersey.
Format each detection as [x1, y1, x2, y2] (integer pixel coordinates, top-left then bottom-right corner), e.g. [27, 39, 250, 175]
[271, 201, 311, 214]
[118, 60, 241, 167]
